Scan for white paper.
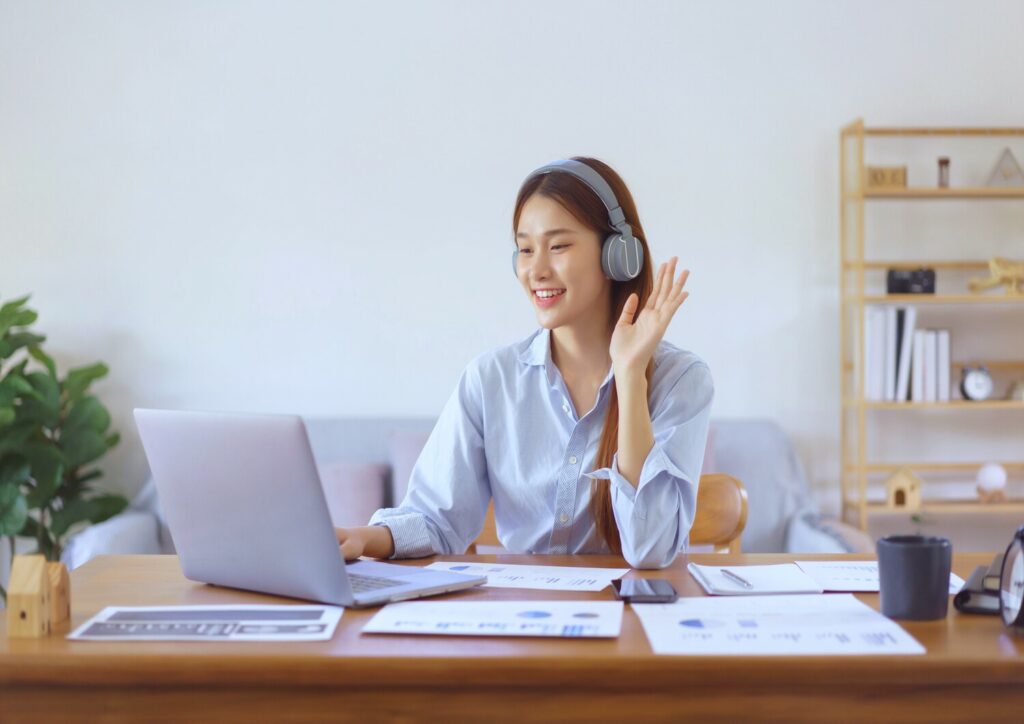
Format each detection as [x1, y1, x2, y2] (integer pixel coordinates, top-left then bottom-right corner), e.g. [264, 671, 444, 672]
[67, 605, 343, 642]
[425, 561, 628, 591]
[795, 561, 965, 593]
[363, 600, 623, 638]
[633, 594, 925, 655]
[688, 563, 823, 595]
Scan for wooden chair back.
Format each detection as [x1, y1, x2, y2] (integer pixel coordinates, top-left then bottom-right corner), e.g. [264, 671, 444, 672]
[471, 473, 748, 554]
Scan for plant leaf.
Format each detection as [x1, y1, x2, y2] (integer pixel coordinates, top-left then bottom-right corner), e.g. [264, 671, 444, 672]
[18, 371, 61, 427]
[23, 443, 65, 508]
[28, 345, 56, 377]
[61, 362, 109, 402]
[0, 457, 31, 487]
[0, 294, 34, 337]
[1, 332, 46, 358]
[50, 493, 128, 538]
[0, 407, 14, 427]
[64, 395, 112, 435]
[58, 428, 109, 469]
[0, 483, 29, 536]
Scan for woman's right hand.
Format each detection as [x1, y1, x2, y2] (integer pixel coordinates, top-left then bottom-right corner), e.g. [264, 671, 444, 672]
[334, 525, 396, 561]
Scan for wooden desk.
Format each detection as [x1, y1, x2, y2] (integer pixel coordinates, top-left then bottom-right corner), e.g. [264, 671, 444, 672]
[1, 553, 1022, 722]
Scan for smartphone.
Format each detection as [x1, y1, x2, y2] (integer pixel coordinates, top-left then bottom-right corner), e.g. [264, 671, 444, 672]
[612, 578, 678, 603]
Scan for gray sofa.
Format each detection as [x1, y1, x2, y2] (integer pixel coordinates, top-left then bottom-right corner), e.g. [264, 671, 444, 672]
[58, 417, 873, 570]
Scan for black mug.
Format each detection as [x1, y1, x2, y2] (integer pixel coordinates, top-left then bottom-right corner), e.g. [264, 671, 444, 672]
[877, 535, 952, 620]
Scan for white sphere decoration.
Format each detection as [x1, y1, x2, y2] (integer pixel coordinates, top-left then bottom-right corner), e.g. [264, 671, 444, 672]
[976, 463, 1008, 492]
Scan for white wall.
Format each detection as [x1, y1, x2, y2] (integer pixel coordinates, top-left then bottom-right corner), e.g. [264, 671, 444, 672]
[2, 0, 1023, 508]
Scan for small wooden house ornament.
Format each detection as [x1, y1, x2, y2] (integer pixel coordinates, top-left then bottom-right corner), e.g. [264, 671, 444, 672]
[885, 467, 922, 510]
[5, 555, 71, 638]
[987, 148, 1024, 187]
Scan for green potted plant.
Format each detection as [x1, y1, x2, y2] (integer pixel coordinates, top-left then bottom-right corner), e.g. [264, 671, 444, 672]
[0, 294, 127, 603]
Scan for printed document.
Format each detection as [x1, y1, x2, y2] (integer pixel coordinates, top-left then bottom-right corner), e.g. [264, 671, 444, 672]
[363, 600, 623, 638]
[795, 561, 965, 593]
[426, 561, 628, 591]
[633, 594, 925, 655]
[67, 605, 343, 642]
[687, 562, 823, 595]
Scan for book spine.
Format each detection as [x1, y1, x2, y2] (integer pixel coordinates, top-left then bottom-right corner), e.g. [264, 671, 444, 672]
[912, 330, 926, 402]
[884, 307, 897, 401]
[895, 306, 916, 402]
[937, 330, 950, 402]
[924, 330, 938, 402]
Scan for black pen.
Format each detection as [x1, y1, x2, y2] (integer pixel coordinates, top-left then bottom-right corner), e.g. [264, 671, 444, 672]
[720, 568, 753, 589]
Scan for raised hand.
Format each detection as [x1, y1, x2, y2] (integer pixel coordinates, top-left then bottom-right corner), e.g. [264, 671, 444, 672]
[609, 257, 690, 374]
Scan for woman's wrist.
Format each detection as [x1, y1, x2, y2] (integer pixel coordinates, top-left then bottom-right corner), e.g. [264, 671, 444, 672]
[362, 524, 396, 559]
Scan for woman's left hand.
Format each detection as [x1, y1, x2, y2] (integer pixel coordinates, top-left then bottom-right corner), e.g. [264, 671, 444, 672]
[610, 257, 690, 375]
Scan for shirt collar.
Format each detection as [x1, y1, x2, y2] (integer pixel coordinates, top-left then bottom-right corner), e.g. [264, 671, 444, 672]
[517, 328, 616, 392]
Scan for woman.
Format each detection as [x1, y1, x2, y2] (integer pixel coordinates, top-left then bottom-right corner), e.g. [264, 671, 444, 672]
[336, 157, 713, 569]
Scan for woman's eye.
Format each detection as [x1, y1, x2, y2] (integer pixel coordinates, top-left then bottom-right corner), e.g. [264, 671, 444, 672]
[518, 248, 532, 255]
[552, 244, 568, 251]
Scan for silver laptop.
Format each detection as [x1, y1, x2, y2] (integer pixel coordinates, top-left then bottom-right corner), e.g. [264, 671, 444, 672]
[133, 408, 485, 607]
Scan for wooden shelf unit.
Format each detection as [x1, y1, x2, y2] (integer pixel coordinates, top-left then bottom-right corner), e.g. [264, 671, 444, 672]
[838, 119, 1024, 530]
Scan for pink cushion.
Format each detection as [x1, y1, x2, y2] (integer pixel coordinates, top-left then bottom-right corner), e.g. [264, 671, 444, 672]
[317, 462, 387, 528]
[388, 430, 431, 505]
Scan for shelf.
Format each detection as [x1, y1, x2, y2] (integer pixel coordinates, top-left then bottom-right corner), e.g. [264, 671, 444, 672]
[845, 462, 1024, 473]
[861, 501, 1024, 515]
[846, 260, 990, 271]
[843, 399, 1024, 410]
[866, 187, 1024, 199]
[861, 127, 1024, 137]
[857, 294, 1024, 304]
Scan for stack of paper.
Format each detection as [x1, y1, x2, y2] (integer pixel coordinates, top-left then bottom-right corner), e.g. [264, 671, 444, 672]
[425, 561, 627, 591]
[633, 594, 925, 655]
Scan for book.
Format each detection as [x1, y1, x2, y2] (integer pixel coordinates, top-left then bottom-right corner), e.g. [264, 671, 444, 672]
[924, 330, 938, 402]
[866, 307, 885, 401]
[687, 563, 823, 596]
[884, 307, 898, 401]
[953, 565, 1000, 615]
[984, 552, 1004, 591]
[937, 329, 950, 402]
[895, 306, 917, 402]
[911, 330, 926, 402]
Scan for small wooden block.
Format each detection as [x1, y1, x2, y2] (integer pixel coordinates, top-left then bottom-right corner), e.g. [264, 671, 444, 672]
[867, 165, 907, 189]
[47, 562, 71, 625]
[6, 555, 51, 638]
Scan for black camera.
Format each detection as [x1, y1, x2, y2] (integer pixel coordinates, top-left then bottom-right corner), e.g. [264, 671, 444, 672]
[887, 268, 935, 294]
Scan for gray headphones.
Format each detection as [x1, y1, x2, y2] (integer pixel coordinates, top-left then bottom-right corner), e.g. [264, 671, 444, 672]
[513, 159, 644, 282]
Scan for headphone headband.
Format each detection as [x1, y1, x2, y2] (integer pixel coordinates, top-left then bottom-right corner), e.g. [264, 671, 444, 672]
[523, 159, 632, 238]
[515, 158, 644, 282]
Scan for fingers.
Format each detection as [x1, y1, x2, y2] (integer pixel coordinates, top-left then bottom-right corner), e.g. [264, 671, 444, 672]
[618, 293, 639, 325]
[340, 537, 362, 561]
[646, 261, 667, 310]
[656, 257, 678, 309]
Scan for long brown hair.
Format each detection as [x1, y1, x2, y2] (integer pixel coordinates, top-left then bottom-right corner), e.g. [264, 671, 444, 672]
[511, 157, 655, 554]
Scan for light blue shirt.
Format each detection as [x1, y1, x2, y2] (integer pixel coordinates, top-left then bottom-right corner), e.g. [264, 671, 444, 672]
[368, 327, 714, 569]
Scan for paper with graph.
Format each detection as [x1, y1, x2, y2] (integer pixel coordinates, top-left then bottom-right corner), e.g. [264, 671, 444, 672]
[633, 594, 925, 655]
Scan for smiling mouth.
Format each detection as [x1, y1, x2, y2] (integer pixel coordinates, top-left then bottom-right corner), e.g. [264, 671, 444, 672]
[534, 289, 566, 300]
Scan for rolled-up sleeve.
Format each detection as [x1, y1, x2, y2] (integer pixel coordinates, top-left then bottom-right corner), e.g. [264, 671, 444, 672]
[368, 362, 491, 558]
[585, 360, 714, 569]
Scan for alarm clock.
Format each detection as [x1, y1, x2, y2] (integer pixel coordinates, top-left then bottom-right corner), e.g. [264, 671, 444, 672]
[960, 365, 993, 401]
[999, 525, 1024, 630]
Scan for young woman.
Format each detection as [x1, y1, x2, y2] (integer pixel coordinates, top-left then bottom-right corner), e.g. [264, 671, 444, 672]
[335, 157, 713, 569]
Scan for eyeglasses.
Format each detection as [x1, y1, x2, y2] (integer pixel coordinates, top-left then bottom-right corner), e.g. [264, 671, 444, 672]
[999, 524, 1024, 630]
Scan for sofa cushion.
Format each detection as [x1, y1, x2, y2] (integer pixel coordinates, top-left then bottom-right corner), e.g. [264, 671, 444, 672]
[388, 430, 431, 506]
[318, 462, 388, 528]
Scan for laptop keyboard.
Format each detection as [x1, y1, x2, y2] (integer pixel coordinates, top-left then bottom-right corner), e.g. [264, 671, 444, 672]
[349, 572, 405, 594]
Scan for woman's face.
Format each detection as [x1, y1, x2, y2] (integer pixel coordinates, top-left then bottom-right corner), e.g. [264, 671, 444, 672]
[515, 193, 611, 331]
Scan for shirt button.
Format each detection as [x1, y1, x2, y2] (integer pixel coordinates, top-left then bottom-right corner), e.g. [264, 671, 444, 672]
[569, 456, 578, 465]
[559, 513, 569, 524]
[562, 403, 570, 413]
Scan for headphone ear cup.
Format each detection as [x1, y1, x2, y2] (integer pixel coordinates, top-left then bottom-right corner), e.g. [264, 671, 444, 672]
[512, 249, 519, 277]
[601, 235, 644, 282]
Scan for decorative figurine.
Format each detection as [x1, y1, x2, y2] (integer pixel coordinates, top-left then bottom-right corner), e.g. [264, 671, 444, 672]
[976, 463, 1008, 504]
[885, 467, 923, 510]
[968, 257, 1024, 296]
[987, 148, 1024, 187]
[938, 157, 950, 188]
